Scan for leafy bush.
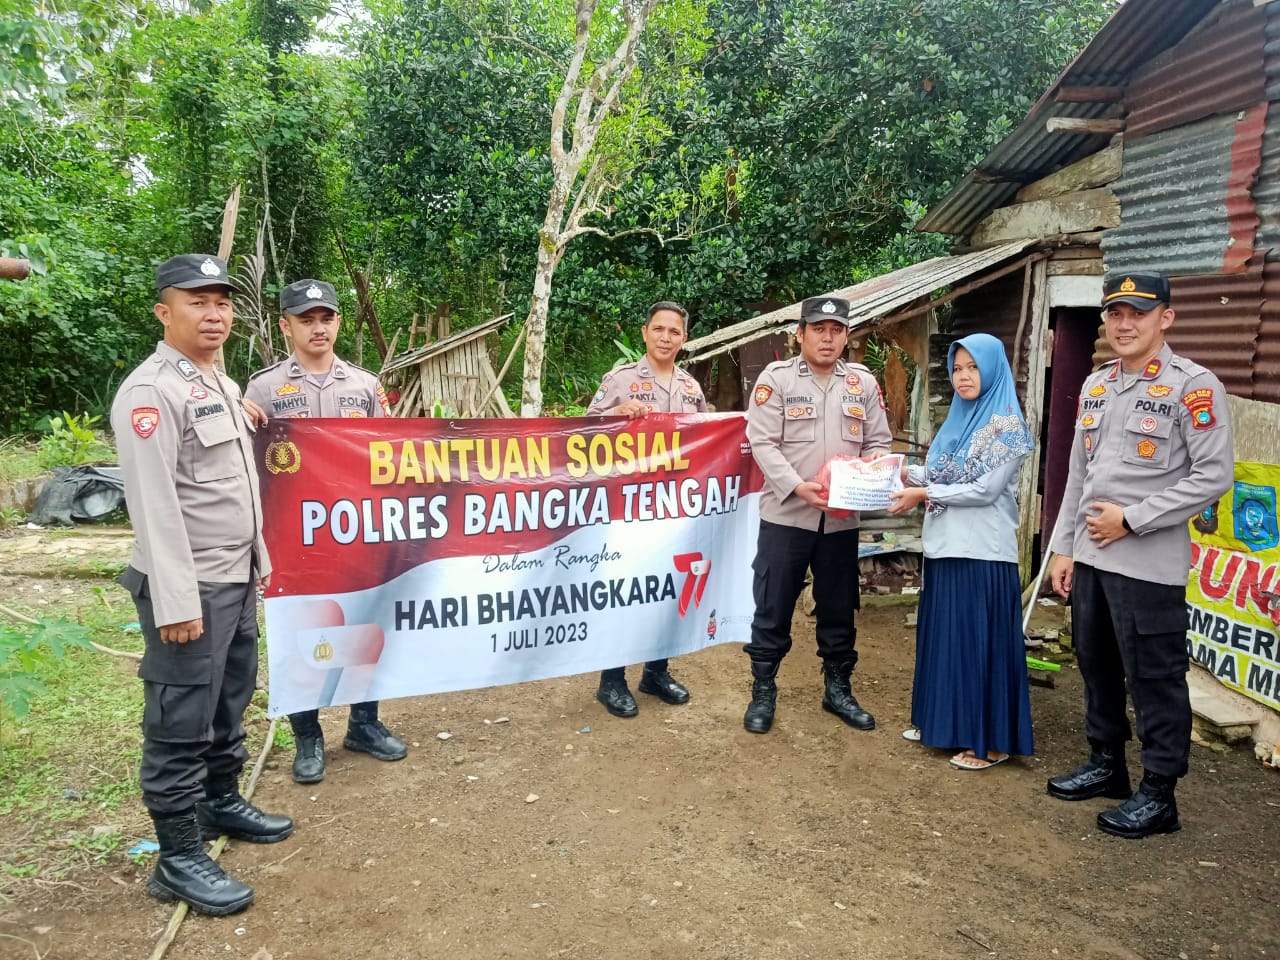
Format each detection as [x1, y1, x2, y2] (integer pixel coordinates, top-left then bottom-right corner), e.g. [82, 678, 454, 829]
[36, 412, 113, 469]
[0, 618, 93, 723]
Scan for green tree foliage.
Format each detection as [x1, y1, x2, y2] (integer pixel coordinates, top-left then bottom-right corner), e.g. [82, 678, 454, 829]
[0, 0, 1114, 429]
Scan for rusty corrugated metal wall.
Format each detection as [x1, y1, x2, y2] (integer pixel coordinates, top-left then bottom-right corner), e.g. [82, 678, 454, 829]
[1096, 0, 1280, 401]
[1102, 106, 1266, 276]
[1125, 2, 1266, 139]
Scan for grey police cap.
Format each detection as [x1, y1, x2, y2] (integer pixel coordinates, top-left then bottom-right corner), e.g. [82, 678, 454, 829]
[281, 279, 339, 314]
[155, 254, 231, 293]
[799, 296, 851, 327]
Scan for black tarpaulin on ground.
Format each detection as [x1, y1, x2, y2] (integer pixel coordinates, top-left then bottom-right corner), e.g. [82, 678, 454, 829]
[28, 465, 124, 526]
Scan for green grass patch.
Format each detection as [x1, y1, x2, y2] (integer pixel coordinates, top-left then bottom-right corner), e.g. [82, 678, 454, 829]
[0, 436, 43, 486]
[0, 583, 280, 895]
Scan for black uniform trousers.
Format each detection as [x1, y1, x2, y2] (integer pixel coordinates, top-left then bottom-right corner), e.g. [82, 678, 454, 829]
[744, 517, 861, 666]
[122, 567, 258, 814]
[1071, 563, 1192, 778]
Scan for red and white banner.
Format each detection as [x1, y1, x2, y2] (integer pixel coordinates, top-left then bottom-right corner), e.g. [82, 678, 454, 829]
[255, 415, 763, 716]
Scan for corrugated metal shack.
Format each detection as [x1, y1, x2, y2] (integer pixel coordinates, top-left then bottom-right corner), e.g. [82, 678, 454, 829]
[686, 0, 1280, 580]
[912, 0, 1280, 573]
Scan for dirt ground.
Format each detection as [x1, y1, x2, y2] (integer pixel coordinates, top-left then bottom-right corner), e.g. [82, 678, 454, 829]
[1, 536, 1278, 960]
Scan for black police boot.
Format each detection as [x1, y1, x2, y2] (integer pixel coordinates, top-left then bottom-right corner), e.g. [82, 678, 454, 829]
[1046, 740, 1131, 801]
[148, 808, 254, 916]
[638, 667, 691, 704]
[820, 660, 875, 730]
[596, 676, 639, 718]
[1097, 771, 1181, 839]
[292, 729, 325, 784]
[197, 778, 294, 844]
[344, 703, 409, 761]
[743, 661, 778, 734]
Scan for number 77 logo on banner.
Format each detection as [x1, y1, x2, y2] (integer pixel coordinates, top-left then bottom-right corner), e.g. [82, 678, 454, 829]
[673, 552, 711, 618]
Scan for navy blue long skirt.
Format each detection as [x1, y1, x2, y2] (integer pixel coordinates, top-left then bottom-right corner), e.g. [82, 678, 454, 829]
[911, 556, 1034, 758]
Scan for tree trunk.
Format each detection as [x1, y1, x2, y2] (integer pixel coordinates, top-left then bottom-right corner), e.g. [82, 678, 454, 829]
[520, 229, 563, 415]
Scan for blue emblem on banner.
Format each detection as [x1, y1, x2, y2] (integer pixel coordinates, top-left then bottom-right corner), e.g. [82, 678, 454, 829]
[1232, 482, 1278, 551]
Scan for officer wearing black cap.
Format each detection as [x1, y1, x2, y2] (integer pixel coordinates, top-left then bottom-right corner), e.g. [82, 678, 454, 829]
[244, 279, 408, 782]
[1048, 271, 1233, 838]
[585, 300, 706, 717]
[111, 254, 293, 916]
[741, 296, 893, 733]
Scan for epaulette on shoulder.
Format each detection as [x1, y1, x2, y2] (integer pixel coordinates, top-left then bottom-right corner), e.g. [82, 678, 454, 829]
[248, 359, 287, 381]
[1168, 353, 1211, 378]
[764, 357, 797, 373]
[845, 361, 875, 375]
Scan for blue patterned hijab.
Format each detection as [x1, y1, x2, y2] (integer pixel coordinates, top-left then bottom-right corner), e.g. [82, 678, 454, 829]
[926, 333, 1034, 485]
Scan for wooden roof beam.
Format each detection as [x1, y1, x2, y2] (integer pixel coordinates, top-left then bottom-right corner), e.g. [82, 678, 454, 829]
[1045, 117, 1125, 135]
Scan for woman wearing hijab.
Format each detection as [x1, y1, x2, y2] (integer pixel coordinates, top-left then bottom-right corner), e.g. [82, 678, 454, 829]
[887, 333, 1035, 770]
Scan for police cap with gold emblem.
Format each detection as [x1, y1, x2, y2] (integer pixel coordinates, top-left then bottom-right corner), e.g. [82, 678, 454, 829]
[799, 296, 851, 327]
[281, 278, 340, 314]
[155, 254, 231, 293]
[1102, 271, 1170, 310]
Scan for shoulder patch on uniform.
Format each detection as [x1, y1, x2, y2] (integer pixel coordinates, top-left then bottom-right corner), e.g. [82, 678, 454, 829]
[1182, 387, 1217, 430]
[754, 384, 773, 406]
[592, 386, 608, 405]
[131, 407, 160, 439]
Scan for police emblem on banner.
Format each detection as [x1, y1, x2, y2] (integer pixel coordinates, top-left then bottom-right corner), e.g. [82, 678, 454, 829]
[1232, 481, 1279, 552]
[265, 440, 301, 474]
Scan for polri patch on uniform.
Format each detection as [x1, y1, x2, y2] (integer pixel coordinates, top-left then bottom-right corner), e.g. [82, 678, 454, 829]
[189, 385, 208, 400]
[276, 382, 301, 397]
[642, 381, 652, 390]
[844, 374, 863, 394]
[1081, 414, 1095, 427]
[876, 385, 887, 410]
[1088, 384, 1107, 397]
[132, 407, 160, 439]
[593, 387, 607, 405]
[1147, 384, 1172, 398]
[343, 409, 368, 418]
[846, 405, 865, 418]
[377, 386, 392, 415]
[1084, 434, 1094, 453]
[754, 385, 773, 406]
[848, 421, 861, 436]
[176, 358, 197, 379]
[1140, 416, 1158, 434]
[1181, 387, 1217, 429]
[629, 382, 640, 392]
[1143, 358, 1162, 378]
[1137, 439, 1157, 459]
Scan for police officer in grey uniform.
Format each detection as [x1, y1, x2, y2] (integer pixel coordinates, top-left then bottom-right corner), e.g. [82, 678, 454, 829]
[586, 300, 707, 717]
[244, 279, 408, 781]
[1048, 271, 1233, 838]
[743, 296, 893, 733]
[112, 254, 293, 916]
